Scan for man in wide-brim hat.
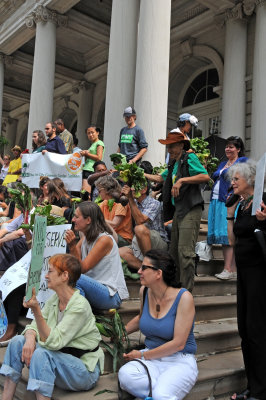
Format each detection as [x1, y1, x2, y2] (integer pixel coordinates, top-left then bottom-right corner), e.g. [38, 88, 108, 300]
[144, 130, 210, 292]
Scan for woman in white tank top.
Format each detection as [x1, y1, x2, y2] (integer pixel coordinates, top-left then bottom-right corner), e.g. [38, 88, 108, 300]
[65, 202, 128, 310]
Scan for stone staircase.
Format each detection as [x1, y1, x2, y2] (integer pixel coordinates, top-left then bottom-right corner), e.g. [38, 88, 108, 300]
[0, 220, 246, 400]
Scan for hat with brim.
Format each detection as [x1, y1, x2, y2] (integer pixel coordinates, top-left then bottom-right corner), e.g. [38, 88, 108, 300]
[158, 132, 190, 150]
[123, 106, 136, 117]
[11, 145, 22, 153]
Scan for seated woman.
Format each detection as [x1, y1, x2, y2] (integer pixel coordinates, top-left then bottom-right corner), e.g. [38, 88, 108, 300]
[37, 176, 51, 205]
[95, 175, 133, 247]
[46, 180, 71, 210]
[118, 249, 198, 400]
[65, 201, 128, 310]
[0, 184, 21, 233]
[0, 253, 104, 399]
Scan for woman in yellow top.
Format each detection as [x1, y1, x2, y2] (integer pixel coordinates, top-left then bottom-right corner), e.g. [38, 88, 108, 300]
[3, 146, 22, 186]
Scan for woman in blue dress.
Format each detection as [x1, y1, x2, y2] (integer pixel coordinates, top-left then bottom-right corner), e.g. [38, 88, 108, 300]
[207, 136, 247, 280]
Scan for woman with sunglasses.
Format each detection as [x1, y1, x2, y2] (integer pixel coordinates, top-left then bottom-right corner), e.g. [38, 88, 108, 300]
[207, 136, 247, 280]
[118, 249, 198, 400]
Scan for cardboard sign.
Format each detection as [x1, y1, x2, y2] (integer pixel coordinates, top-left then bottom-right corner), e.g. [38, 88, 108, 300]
[0, 224, 71, 318]
[25, 216, 47, 301]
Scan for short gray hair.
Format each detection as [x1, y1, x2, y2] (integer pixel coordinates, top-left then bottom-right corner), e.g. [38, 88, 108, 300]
[227, 160, 257, 187]
[95, 175, 121, 197]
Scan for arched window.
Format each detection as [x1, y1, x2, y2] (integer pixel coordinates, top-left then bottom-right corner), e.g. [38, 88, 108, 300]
[182, 69, 219, 107]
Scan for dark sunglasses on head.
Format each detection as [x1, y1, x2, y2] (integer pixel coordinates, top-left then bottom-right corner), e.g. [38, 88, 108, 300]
[140, 264, 159, 272]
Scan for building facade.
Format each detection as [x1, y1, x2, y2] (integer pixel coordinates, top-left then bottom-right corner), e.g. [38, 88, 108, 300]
[0, 0, 265, 166]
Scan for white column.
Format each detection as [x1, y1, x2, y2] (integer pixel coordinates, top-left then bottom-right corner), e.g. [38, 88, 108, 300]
[0, 54, 4, 134]
[221, 16, 247, 141]
[250, 1, 266, 159]
[25, 6, 67, 150]
[134, 0, 171, 166]
[3, 118, 18, 154]
[76, 81, 95, 150]
[103, 0, 140, 165]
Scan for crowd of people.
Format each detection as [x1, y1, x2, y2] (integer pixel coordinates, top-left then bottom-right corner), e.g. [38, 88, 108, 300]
[0, 106, 265, 400]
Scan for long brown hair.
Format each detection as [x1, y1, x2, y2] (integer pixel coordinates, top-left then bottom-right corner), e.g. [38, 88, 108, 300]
[77, 201, 113, 243]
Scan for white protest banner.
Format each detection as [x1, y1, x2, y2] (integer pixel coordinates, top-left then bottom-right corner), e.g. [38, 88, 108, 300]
[0, 250, 32, 301]
[27, 223, 71, 318]
[0, 224, 71, 318]
[21, 152, 82, 191]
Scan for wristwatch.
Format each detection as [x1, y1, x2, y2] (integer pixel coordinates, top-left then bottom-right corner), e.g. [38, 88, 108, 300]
[140, 350, 145, 360]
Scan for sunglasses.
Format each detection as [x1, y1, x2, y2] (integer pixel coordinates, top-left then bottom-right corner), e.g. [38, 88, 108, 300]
[140, 264, 159, 272]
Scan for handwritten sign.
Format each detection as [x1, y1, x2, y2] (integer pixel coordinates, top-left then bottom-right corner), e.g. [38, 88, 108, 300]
[25, 216, 47, 301]
[0, 224, 71, 318]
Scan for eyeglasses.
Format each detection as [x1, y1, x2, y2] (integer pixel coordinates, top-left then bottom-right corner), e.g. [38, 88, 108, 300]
[140, 264, 159, 272]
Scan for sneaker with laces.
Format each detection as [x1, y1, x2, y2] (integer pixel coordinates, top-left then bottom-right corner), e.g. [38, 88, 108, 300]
[215, 269, 234, 280]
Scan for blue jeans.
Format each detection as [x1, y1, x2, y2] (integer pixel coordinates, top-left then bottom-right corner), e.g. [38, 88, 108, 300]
[76, 274, 121, 309]
[0, 335, 100, 398]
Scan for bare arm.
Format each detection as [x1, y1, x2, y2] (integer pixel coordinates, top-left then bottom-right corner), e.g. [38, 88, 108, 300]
[129, 148, 148, 164]
[65, 231, 113, 273]
[22, 330, 37, 367]
[87, 170, 110, 185]
[0, 156, 4, 166]
[121, 185, 149, 225]
[172, 173, 210, 197]
[23, 288, 50, 342]
[106, 215, 124, 229]
[124, 290, 195, 361]
[144, 173, 164, 183]
[0, 228, 24, 245]
[81, 145, 104, 162]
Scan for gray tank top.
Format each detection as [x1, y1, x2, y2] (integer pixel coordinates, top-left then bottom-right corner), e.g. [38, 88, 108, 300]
[81, 233, 129, 300]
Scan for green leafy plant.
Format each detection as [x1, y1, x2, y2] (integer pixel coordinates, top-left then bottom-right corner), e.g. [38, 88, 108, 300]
[8, 183, 32, 224]
[152, 163, 167, 175]
[20, 204, 67, 230]
[190, 137, 219, 182]
[96, 309, 130, 373]
[110, 153, 127, 165]
[114, 162, 146, 198]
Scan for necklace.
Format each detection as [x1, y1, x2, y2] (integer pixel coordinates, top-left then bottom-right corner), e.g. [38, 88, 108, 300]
[152, 286, 168, 315]
[240, 195, 253, 211]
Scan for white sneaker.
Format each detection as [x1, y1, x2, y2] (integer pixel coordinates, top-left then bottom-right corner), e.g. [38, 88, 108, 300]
[215, 270, 234, 280]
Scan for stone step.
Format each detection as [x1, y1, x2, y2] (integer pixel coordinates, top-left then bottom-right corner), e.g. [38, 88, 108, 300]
[197, 259, 225, 275]
[109, 294, 237, 325]
[0, 348, 246, 400]
[126, 275, 237, 299]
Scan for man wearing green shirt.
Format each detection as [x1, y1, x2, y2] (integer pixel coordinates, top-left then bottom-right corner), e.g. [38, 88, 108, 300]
[145, 131, 210, 292]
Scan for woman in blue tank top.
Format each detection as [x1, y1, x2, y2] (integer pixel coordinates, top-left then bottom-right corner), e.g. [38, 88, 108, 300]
[118, 249, 198, 400]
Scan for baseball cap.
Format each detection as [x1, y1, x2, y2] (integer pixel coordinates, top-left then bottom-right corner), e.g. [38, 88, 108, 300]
[123, 106, 136, 117]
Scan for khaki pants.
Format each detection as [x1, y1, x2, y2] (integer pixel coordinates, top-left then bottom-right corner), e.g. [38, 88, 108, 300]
[170, 205, 202, 292]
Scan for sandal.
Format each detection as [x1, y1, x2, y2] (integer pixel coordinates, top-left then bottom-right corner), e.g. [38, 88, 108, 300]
[230, 389, 250, 400]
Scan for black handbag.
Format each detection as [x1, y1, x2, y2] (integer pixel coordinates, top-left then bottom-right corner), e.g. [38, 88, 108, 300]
[254, 229, 266, 262]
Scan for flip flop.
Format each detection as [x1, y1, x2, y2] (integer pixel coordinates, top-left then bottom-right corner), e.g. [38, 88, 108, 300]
[230, 389, 250, 400]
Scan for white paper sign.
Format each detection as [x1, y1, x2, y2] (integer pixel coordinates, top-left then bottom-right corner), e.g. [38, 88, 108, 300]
[252, 153, 266, 215]
[21, 152, 83, 191]
[0, 224, 71, 318]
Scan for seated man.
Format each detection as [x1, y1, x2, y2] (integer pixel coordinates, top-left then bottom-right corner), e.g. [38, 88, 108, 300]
[119, 182, 168, 270]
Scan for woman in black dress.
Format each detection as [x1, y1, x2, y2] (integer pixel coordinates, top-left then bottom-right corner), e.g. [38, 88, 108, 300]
[227, 160, 266, 400]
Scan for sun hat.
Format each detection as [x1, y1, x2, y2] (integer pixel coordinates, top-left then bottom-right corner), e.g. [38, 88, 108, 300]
[179, 113, 198, 127]
[11, 145, 22, 153]
[158, 132, 190, 150]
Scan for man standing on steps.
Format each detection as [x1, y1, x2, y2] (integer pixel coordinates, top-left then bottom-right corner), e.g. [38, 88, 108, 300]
[55, 118, 74, 154]
[145, 131, 210, 292]
[42, 122, 67, 155]
[117, 107, 148, 164]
